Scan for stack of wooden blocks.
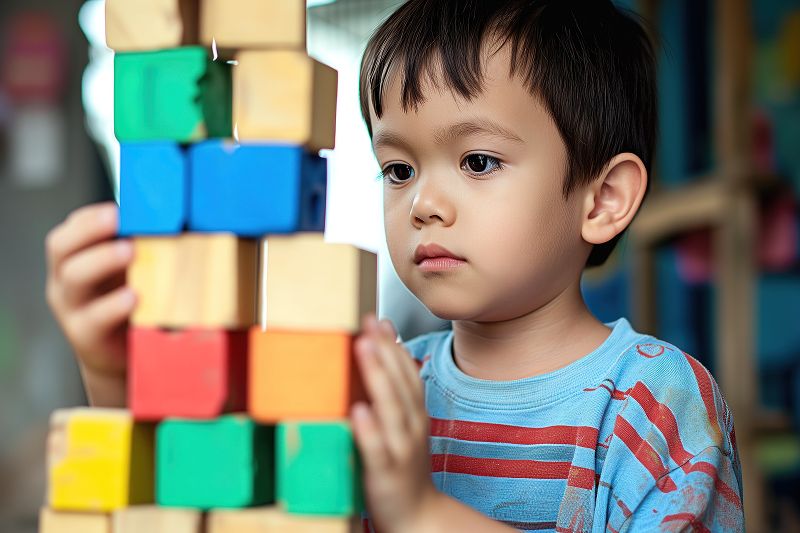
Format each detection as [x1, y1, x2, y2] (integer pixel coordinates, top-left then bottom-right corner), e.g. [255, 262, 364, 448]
[40, 1, 376, 532]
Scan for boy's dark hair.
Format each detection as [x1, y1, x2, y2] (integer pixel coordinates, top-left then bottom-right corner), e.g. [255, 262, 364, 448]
[359, 0, 658, 267]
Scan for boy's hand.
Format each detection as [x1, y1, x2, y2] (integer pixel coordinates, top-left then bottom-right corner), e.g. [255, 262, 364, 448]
[45, 202, 135, 404]
[351, 314, 438, 533]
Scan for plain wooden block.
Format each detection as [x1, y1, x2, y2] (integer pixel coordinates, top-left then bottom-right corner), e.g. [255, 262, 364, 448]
[156, 416, 274, 509]
[260, 233, 377, 332]
[234, 51, 337, 151]
[128, 234, 258, 328]
[249, 328, 366, 422]
[39, 508, 110, 533]
[47, 408, 154, 512]
[200, 0, 305, 50]
[188, 140, 326, 236]
[112, 505, 203, 533]
[276, 422, 363, 516]
[106, 0, 198, 51]
[129, 327, 248, 421]
[115, 47, 231, 142]
[119, 142, 187, 236]
[208, 506, 358, 533]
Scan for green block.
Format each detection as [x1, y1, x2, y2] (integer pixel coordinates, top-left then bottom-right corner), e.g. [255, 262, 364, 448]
[114, 47, 232, 142]
[277, 421, 363, 516]
[156, 415, 274, 509]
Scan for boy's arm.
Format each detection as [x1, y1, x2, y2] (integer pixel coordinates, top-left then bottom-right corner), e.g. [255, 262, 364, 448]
[79, 364, 127, 408]
[352, 316, 518, 533]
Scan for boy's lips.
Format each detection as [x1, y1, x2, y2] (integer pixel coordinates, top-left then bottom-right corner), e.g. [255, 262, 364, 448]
[413, 243, 467, 271]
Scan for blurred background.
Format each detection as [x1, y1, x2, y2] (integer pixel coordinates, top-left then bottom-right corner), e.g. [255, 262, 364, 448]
[0, 0, 798, 531]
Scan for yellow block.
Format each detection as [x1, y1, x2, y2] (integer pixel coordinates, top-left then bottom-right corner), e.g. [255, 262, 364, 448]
[113, 505, 203, 533]
[261, 233, 377, 332]
[234, 50, 338, 152]
[208, 506, 357, 533]
[200, 0, 305, 50]
[105, 0, 197, 51]
[48, 408, 154, 512]
[39, 508, 110, 533]
[129, 234, 258, 328]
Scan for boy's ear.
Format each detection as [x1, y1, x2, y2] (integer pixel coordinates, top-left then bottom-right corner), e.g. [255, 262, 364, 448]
[580, 153, 647, 246]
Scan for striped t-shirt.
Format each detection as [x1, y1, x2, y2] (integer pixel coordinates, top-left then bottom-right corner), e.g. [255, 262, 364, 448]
[365, 318, 744, 532]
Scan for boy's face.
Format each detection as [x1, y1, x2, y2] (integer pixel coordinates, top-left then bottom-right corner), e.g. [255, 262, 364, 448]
[371, 45, 591, 322]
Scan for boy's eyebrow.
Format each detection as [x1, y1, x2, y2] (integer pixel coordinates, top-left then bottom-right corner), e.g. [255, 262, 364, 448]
[373, 119, 523, 149]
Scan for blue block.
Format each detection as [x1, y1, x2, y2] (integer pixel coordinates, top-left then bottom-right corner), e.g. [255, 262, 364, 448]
[119, 142, 187, 236]
[188, 141, 327, 237]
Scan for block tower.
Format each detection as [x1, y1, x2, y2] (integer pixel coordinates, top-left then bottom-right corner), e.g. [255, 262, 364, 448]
[40, 1, 377, 532]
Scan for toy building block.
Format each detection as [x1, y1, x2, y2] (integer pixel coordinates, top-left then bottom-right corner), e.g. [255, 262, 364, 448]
[128, 234, 258, 328]
[200, 0, 305, 50]
[115, 47, 231, 142]
[47, 408, 154, 512]
[249, 329, 366, 422]
[129, 327, 248, 421]
[39, 508, 110, 533]
[119, 142, 187, 236]
[189, 141, 326, 236]
[156, 415, 274, 509]
[260, 233, 377, 332]
[113, 505, 203, 533]
[277, 422, 363, 516]
[233, 51, 337, 151]
[106, 0, 198, 51]
[208, 506, 358, 533]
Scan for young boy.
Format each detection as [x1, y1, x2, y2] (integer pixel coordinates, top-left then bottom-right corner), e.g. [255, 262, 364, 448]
[45, 0, 744, 531]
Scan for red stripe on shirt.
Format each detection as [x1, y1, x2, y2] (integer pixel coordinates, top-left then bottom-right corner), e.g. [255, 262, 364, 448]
[629, 381, 694, 464]
[684, 352, 724, 446]
[629, 381, 742, 508]
[430, 418, 598, 448]
[684, 459, 742, 508]
[431, 454, 595, 487]
[661, 512, 711, 533]
[613, 415, 677, 492]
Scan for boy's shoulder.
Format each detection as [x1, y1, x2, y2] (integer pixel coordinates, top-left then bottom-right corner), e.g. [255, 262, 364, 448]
[604, 323, 737, 460]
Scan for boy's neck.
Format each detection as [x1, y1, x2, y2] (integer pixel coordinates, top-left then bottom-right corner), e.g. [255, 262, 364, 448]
[450, 280, 612, 381]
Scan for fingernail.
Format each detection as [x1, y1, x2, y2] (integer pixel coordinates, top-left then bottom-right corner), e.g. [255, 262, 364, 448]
[379, 319, 395, 337]
[358, 336, 374, 351]
[120, 287, 136, 308]
[115, 240, 133, 260]
[98, 205, 117, 226]
[352, 402, 370, 421]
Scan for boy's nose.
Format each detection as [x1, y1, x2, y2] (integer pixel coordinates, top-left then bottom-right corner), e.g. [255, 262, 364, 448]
[409, 177, 455, 228]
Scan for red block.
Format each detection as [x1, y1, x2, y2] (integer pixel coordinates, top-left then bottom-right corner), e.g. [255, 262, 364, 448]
[129, 327, 247, 420]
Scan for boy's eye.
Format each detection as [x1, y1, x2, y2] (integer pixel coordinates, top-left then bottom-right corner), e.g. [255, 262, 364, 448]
[382, 163, 415, 183]
[461, 154, 503, 176]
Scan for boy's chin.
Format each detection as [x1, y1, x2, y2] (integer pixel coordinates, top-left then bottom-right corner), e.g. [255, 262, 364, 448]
[416, 294, 491, 322]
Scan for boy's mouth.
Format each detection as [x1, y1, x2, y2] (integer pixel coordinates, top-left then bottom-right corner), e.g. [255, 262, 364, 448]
[414, 243, 467, 271]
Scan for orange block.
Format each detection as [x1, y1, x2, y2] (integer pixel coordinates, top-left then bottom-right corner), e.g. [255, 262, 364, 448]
[249, 328, 366, 422]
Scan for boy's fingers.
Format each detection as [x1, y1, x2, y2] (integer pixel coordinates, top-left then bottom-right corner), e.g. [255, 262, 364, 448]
[46, 203, 119, 276]
[66, 285, 136, 344]
[396, 338, 426, 403]
[373, 335, 421, 427]
[378, 318, 398, 341]
[351, 402, 390, 472]
[376, 319, 424, 406]
[59, 240, 134, 308]
[355, 335, 408, 458]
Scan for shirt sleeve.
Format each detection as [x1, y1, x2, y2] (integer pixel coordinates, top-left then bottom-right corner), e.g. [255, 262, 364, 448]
[620, 445, 744, 532]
